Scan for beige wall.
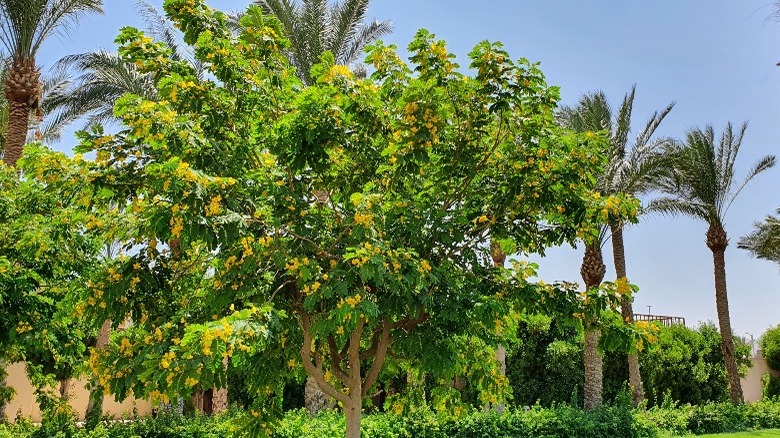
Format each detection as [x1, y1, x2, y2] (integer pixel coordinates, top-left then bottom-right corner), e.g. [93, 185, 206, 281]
[3, 362, 153, 422]
[741, 350, 780, 403]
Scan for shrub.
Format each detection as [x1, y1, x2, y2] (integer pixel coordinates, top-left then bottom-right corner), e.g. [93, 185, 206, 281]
[762, 373, 780, 400]
[760, 324, 780, 371]
[640, 322, 752, 407]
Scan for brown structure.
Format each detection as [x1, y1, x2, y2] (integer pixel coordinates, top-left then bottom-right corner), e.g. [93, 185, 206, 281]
[632, 313, 686, 327]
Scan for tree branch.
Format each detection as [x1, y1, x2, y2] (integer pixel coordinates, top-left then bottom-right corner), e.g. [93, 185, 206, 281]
[297, 308, 349, 405]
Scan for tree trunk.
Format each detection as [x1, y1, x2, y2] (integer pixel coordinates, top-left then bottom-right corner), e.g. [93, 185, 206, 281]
[3, 58, 41, 168]
[86, 320, 112, 419]
[211, 357, 229, 414]
[706, 225, 744, 403]
[489, 240, 507, 413]
[583, 329, 603, 409]
[305, 376, 330, 416]
[59, 378, 70, 400]
[610, 223, 644, 406]
[3, 101, 30, 168]
[344, 395, 362, 438]
[581, 243, 605, 410]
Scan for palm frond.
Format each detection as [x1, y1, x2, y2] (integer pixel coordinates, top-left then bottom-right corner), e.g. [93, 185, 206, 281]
[738, 209, 780, 263]
[612, 85, 635, 161]
[256, 0, 390, 84]
[340, 17, 391, 66]
[645, 196, 712, 223]
[0, 0, 103, 59]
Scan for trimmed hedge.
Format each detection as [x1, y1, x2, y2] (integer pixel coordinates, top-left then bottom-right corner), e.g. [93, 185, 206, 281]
[2, 400, 780, 437]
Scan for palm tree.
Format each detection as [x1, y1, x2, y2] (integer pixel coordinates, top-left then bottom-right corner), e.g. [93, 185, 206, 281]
[0, 0, 103, 168]
[255, 0, 392, 85]
[49, 0, 197, 134]
[652, 122, 776, 403]
[738, 210, 780, 264]
[558, 86, 674, 407]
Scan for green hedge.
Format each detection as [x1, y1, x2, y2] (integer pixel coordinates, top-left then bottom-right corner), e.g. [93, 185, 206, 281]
[3, 400, 780, 437]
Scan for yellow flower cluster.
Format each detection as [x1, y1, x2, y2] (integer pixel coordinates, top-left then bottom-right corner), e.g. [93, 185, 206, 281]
[206, 195, 222, 216]
[354, 211, 373, 226]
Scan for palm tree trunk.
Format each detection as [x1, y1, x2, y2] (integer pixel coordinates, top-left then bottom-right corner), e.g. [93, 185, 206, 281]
[583, 329, 602, 409]
[86, 319, 112, 418]
[490, 240, 507, 413]
[3, 101, 30, 168]
[610, 222, 644, 406]
[3, 59, 41, 168]
[707, 225, 744, 403]
[211, 358, 229, 414]
[581, 243, 605, 410]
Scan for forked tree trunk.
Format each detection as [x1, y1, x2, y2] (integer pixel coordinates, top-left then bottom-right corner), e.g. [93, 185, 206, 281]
[490, 240, 507, 413]
[86, 319, 112, 418]
[706, 225, 744, 403]
[581, 243, 605, 410]
[610, 223, 644, 406]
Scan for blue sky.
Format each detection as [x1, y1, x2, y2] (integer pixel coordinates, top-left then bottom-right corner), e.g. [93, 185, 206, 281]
[36, 1, 780, 339]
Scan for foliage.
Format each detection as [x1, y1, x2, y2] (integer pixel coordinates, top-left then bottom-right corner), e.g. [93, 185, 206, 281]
[0, 0, 103, 60]
[506, 315, 585, 407]
[3, 401, 780, 437]
[256, 0, 393, 84]
[640, 322, 752, 407]
[738, 209, 780, 265]
[0, 145, 109, 399]
[762, 373, 780, 400]
[759, 324, 780, 371]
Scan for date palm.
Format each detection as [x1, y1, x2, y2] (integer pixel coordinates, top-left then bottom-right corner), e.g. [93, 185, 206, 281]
[558, 86, 674, 407]
[49, 0, 195, 133]
[255, 0, 392, 84]
[738, 210, 780, 264]
[0, 0, 102, 168]
[651, 122, 776, 403]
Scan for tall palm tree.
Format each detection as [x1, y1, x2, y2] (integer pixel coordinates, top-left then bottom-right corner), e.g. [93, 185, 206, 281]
[652, 122, 776, 403]
[558, 86, 674, 407]
[738, 210, 780, 265]
[255, 0, 392, 85]
[0, 0, 103, 168]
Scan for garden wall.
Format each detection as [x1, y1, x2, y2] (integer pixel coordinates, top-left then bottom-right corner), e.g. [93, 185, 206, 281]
[2, 362, 152, 422]
[741, 349, 780, 402]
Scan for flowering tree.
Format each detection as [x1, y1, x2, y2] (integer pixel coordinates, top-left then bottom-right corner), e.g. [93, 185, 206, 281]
[0, 145, 111, 414]
[77, 1, 649, 435]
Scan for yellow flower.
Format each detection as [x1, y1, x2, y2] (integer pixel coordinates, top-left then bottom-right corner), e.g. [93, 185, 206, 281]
[206, 195, 222, 216]
[420, 260, 432, 273]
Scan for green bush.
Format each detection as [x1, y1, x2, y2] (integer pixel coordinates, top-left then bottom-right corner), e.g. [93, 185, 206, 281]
[640, 322, 752, 407]
[760, 324, 780, 371]
[5, 400, 780, 437]
[763, 373, 780, 400]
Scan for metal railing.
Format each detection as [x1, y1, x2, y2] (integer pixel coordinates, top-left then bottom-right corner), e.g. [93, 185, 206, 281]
[632, 313, 685, 327]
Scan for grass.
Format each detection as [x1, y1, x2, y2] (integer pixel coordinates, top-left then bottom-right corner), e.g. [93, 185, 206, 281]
[684, 430, 780, 437]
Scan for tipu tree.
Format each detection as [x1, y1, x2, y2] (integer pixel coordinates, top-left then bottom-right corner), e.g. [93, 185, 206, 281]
[78, 1, 648, 436]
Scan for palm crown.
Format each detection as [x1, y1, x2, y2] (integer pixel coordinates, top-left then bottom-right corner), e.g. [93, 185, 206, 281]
[557, 85, 674, 244]
[255, 0, 392, 84]
[651, 122, 776, 228]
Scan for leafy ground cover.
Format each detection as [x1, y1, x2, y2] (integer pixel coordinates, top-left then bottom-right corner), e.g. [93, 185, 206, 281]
[1, 398, 779, 438]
